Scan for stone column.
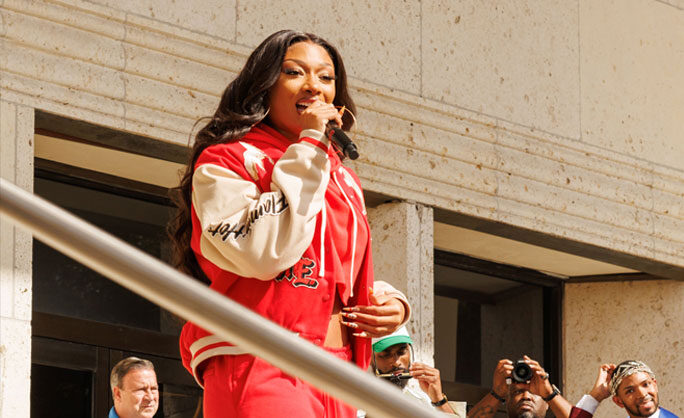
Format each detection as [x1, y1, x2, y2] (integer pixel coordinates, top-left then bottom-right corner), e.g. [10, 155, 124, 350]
[367, 201, 434, 365]
[0, 101, 34, 418]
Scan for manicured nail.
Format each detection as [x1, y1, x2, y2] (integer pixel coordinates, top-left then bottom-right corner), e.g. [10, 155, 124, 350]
[343, 307, 359, 312]
[353, 332, 369, 338]
[341, 321, 358, 329]
[341, 312, 357, 319]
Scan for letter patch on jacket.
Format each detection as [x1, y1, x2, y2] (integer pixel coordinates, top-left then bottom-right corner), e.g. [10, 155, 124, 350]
[275, 257, 319, 289]
[241, 141, 274, 182]
[206, 192, 288, 240]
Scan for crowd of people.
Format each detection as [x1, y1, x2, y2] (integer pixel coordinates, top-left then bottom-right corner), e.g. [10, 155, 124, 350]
[109, 350, 676, 417]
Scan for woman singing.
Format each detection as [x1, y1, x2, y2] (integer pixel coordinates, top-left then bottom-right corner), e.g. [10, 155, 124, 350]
[169, 30, 411, 417]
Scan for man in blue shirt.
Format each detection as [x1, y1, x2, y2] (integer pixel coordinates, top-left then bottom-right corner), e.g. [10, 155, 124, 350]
[108, 357, 159, 418]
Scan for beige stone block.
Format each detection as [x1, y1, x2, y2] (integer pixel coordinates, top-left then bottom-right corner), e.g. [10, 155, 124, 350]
[652, 164, 684, 197]
[0, 317, 31, 418]
[11, 232, 32, 322]
[123, 44, 232, 95]
[87, 0, 236, 40]
[358, 109, 500, 172]
[123, 19, 249, 75]
[352, 81, 499, 144]
[123, 73, 217, 120]
[3, 0, 126, 39]
[354, 161, 498, 219]
[0, 87, 129, 136]
[580, 0, 684, 171]
[1, 8, 124, 69]
[422, 0, 580, 138]
[367, 202, 434, 364]
[235, 0, 422, 94]
[3, 40, 125, 100]
[495, 170, 655, 237]
[564, 281, 684, 417]
[0, 102, 33, 321]
[14, 105, 34, 191]
[494, 198, 657, 263]
[497, 120, 655, 191]
[0, 72, 126, 121]
[360, 134, 498, 197]
[123, 102, 198, 146]
[653, 212, 684, 244]
[412, 124, 499, 170]
[12, 107, 33, 321]
[0, 218, 15, 318]
[0, 101, 18, 182]
[497, 136, 655, 214]
[653, 188, 684, 219]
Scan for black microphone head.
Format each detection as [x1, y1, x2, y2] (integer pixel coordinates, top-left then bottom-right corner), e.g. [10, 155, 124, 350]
[327, 124, 359, 160]
[345, 143, 359, 160]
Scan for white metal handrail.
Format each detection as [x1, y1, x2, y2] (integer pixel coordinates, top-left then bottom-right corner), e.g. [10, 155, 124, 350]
[0, 178, 444, 418]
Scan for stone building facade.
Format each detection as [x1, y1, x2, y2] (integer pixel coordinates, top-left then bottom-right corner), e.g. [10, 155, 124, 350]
[1, 1, 682, 417]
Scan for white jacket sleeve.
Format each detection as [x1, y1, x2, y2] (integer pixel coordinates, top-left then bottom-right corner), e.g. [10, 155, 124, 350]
[192, 131, 330, 280]
[374, 281, 412, 325]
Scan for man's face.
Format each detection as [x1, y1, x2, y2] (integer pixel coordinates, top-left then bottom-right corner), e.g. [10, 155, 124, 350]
[374, 343, 410, 375]
[507, 382, 548, 418]
[113, 368, 159, 418]
[612, 372, 659, 418]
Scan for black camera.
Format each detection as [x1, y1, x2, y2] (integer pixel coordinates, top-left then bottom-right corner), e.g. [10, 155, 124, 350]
[511, 359, 533, 383]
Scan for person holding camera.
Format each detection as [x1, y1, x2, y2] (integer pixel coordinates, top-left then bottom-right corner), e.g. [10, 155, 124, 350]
[569, 361, 678, 418]
[468, 355, 572, 418]
[359, 326, 457, 415]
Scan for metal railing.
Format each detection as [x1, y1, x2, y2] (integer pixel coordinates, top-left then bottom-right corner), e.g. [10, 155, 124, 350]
[0, 178, 445, 418]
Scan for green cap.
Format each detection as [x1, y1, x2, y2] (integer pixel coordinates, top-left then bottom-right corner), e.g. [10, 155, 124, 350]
[372, 326, 413, 353]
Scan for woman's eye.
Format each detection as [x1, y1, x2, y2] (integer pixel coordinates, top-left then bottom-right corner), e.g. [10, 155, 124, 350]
[284, 69, 302, 76]
[320, 75, 336, 82]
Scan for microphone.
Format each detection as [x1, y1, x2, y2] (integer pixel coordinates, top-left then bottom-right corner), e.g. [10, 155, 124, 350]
[327, 122, 359, 160]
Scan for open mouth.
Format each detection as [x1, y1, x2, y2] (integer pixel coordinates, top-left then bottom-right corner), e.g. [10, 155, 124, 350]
[296, 99, 317, 114]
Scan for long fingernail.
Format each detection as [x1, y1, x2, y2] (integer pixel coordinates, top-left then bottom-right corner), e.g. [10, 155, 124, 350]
[353, 332, 368, 338]
[341, 321, 358, 328]
[343, 307, 359, 312]
[341, 312, 357, 319]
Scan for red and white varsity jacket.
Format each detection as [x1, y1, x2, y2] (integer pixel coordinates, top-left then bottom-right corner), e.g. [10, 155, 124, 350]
[179, 123, 410, 387]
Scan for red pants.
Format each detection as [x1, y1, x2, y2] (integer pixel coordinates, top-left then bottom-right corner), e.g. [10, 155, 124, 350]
[202, 345, 357, 418]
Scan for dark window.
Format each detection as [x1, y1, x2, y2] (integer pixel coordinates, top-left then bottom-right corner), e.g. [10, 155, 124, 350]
[31, 148, 201, 417]
[32, 364, 92, 418]
[434, 250, 562, 414]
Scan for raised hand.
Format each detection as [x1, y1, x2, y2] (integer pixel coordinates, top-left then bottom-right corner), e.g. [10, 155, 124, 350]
[410, 362, 444, 402]
[523, 355, 555, 399]
[340, 290, 405, 338]
[589, 363, 616, 402]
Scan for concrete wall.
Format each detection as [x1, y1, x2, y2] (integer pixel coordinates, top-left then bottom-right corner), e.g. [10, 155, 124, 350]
[1, 0, 682, 416]
[368, 202, 435, 365]
[564, 280, 684, 416]
[0, 102, 34, 417]
[2, 0, 681, 274]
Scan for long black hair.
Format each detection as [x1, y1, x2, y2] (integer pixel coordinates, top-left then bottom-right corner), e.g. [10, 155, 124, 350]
[168, 30, 356, 282]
